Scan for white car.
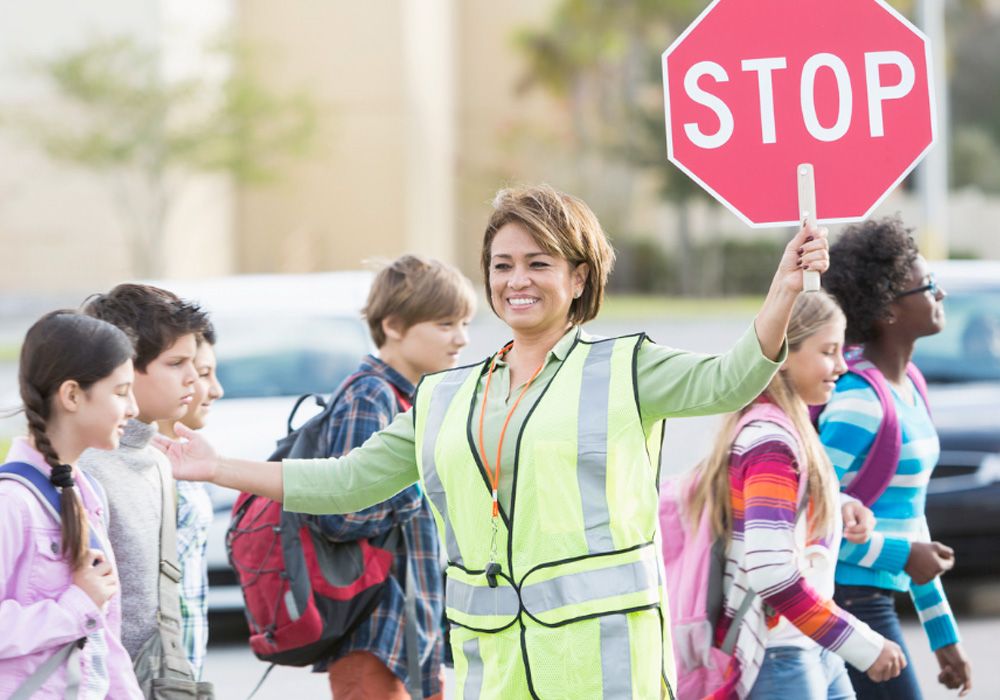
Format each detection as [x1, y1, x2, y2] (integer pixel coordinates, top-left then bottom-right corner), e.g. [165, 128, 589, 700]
[159, 271, 375, 613]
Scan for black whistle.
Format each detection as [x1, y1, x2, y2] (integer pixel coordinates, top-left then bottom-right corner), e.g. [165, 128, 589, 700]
[485, 562, 502, 588]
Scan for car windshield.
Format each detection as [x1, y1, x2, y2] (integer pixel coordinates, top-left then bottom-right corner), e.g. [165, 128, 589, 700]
[212, 315, 370, 398]
[913, 289, 1000, 383]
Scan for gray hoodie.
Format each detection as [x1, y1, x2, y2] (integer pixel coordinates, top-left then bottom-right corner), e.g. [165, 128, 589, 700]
[80, 418, 167, 659]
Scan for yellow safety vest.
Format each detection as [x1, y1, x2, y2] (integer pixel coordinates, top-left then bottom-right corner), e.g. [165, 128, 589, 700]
[414, 332, 676, 699]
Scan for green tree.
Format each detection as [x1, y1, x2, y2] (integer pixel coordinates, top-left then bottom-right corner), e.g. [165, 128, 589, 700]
[6, 36, 317, 277]
[514, 0, 717, 295]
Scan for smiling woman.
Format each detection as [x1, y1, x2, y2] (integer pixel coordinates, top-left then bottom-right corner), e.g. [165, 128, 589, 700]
[156, 183, 829, 700]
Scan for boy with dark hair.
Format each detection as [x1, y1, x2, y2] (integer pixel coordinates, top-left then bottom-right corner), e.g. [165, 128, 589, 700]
[318, 255, 476, 700]
[158, 326, 223, 680]
[80, 284, 212, 682]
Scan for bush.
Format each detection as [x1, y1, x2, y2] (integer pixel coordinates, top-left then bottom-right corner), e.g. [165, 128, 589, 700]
[609, 235, 785, 296]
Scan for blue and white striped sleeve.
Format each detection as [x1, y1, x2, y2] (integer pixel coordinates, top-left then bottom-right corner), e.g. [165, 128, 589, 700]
[819, 378, 911, 574]
[910, 577, 960, 651]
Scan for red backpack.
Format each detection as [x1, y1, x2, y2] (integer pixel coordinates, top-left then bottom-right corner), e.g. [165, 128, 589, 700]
[226, 372, 411, 667]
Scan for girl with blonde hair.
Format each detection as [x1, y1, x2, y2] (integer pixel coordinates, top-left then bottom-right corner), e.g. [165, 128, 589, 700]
[689, 291, 906, 699]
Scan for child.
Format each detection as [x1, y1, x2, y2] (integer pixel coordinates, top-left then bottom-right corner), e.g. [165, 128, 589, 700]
[79, 284, 211, 675]
[688, 292, 906, 699]
[157, 326, 224, 680]
[314, 255, 475, 700]
[0, 311, 142, 698]
[822, 218, 972, 699]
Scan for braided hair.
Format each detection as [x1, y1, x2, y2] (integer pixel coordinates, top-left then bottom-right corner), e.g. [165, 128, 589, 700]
[18, 311, 134, 571]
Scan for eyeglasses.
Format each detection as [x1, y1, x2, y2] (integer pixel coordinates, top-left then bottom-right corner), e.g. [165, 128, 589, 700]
[896, 274, 941, 299]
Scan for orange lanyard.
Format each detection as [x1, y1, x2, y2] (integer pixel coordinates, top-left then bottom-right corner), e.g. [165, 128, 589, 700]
[477, 342, 545, 520]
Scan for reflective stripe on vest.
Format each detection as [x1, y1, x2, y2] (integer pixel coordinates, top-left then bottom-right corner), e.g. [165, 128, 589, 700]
[600, 614, 633, 697]
[446, 543, 660, 628]
[577, 338, 615, 553]
[462, 638, 485, 698]
[420, 365, 476, 564]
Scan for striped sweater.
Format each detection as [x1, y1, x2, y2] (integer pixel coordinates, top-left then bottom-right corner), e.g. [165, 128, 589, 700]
[718, 417, 883, 697]
[819, 372, 960, 651]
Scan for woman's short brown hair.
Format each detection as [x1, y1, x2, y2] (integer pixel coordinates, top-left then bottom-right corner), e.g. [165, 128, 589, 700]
[481, 184, 615, 325]
[363, 254, 477, 348]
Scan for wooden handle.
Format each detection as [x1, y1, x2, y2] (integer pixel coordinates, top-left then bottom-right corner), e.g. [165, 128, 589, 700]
[797, 163, 821, 292]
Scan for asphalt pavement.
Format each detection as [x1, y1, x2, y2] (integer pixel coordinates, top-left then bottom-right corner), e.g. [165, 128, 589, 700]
[203, 608, 999, 699]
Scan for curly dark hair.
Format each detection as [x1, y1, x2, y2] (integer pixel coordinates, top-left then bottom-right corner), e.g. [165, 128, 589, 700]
[823, 216, 919, 344]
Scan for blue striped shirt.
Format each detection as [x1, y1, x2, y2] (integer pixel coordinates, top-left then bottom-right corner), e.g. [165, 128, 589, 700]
[819, 372, 960, 651]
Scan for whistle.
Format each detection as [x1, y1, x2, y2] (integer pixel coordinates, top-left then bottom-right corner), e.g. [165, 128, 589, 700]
[485, 562, 502, 588]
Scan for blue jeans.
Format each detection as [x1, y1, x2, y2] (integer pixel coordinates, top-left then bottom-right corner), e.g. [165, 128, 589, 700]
[748, 646, 855, 700]
[833, 584, 923, 700]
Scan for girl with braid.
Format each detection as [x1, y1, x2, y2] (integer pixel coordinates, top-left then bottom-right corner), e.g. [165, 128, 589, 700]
[0, 311, 143, 698]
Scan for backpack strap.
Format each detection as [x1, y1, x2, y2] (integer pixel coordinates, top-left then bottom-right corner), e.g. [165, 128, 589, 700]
[812, 350, 931, 508]
[285, 370, 411, 437]
[842, 357, 902, 507]
[331, 370, 412, 413]
[9, 638, 83, 700]
[0, 462, 103, 551]
[152, 458, 197, 680]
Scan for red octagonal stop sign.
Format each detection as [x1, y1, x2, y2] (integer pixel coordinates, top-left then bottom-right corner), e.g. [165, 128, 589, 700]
[663, 0, 935, 227]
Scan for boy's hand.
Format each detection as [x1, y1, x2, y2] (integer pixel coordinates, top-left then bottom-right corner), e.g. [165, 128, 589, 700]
[152, 423, 219, 482]
[935, 643, 972, 696]
[905, 541, 955, 584]
[842, 501, 876, 544]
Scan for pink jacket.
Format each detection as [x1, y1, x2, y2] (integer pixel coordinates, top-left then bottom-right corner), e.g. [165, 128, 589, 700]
[0, 438, 142, 699]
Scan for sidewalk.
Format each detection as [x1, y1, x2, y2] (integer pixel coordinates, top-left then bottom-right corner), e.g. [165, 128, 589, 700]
[203, 613, 998, 699]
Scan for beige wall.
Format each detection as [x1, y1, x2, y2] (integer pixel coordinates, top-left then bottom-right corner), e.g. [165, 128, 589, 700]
[0, 0, 235, 294]
[234, 0, 565, 278]
[235, 1, 409, 273]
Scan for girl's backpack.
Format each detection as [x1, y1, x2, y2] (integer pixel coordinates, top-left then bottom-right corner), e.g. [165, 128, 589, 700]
[811, 347, 930, 507]
[660, 401, 801, 700]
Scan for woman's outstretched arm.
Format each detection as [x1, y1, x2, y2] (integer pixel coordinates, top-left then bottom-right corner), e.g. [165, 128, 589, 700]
[153, 409, 420, 513]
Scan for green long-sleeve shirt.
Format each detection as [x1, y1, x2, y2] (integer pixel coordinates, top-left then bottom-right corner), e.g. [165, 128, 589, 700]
[284, 322, 784, 516]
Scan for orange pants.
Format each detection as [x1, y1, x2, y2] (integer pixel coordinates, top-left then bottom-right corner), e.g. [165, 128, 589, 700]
[327, 651, 442, 700]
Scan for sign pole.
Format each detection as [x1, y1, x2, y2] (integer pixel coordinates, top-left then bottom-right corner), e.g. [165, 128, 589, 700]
[797, 163, 821, 292]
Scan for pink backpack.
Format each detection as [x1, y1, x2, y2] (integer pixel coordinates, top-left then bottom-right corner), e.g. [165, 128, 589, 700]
[660, 401, 800, 700]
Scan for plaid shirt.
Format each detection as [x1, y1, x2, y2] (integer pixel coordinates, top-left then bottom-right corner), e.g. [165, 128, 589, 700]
[176, 479, 213, 679]
[313, 355, 444, 698]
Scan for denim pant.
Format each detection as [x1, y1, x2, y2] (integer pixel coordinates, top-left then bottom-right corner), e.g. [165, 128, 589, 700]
[748, 646, 855, 700]
[833, 584, 924, 700]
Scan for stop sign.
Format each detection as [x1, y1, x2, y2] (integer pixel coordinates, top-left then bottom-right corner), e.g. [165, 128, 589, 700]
[662, 0, 935, 227]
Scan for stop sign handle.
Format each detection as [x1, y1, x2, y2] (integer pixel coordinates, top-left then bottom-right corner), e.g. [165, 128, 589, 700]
[797, 163, 822, 293]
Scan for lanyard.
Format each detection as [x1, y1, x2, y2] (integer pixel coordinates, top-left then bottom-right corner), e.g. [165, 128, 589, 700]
[477, 342, 545, 582]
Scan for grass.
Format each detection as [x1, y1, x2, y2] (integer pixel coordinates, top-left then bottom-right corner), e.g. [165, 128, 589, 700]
[0, 344, 18, 362]
[599, 294, 764, 320]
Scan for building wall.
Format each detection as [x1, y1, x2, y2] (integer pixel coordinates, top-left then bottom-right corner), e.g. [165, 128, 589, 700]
[0, 0, 235, 295]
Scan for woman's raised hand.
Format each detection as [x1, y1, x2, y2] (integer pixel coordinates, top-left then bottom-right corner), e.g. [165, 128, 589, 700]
[774, 222, 831, 295]
[152, 423, 220, 483]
